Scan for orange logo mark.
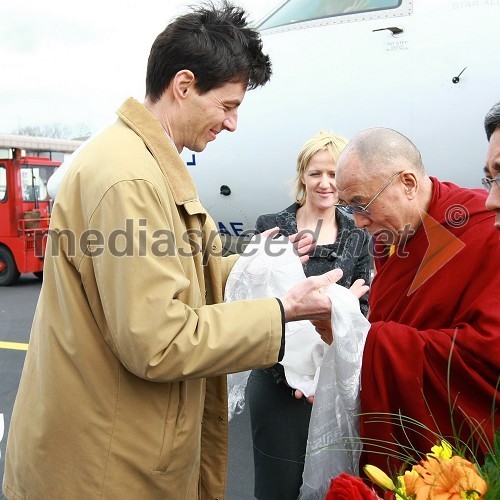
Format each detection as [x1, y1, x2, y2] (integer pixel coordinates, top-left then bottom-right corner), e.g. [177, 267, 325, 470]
[408, 209, 465, 295]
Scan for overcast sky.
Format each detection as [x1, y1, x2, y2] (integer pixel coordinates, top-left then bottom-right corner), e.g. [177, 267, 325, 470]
[0, 0, 275, 137]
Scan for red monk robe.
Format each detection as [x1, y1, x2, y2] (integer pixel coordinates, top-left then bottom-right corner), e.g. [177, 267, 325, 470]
[361, 177, 500, 474]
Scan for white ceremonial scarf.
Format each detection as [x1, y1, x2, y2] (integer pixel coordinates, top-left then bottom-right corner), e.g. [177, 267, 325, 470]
[224, 236, 371, 499]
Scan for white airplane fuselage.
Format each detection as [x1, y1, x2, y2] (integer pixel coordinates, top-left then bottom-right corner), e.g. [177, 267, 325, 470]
[183, 0, 500, 237]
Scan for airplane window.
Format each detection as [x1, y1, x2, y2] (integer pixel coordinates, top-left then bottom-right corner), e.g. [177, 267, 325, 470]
[258, 0, 401, 30]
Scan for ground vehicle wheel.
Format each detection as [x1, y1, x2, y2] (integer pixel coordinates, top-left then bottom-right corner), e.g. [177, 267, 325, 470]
[0, 246, 21, 286]
[34, 271, 44, 280]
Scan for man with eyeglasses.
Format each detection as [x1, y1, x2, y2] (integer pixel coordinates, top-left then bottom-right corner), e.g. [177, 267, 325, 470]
[484, 100, 500, 230]
[330, 127, 500, 476]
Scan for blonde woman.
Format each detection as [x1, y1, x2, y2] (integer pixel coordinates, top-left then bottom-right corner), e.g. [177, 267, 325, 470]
[247, 131, 371, 500]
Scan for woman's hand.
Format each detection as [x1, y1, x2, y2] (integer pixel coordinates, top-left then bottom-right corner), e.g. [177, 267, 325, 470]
[293, 389, 314, 404]
[289, 231, 315, 263]
[260, 227, 315, 264]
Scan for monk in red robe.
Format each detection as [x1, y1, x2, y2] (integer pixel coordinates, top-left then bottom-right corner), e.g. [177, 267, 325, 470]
[334, 127, 500, 475]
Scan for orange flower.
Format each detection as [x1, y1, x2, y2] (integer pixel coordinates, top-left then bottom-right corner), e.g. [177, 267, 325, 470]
[402, 470, 419, 497]
[409, 456, 487, 499]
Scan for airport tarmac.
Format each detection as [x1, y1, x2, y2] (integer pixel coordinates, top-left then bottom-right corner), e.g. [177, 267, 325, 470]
[0, 275, 255, 499]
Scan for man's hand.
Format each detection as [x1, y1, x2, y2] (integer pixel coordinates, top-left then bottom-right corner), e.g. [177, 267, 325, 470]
[312, 278, 370, 345]
[281, 268, 343, 322]
[281, 274, 371, 401]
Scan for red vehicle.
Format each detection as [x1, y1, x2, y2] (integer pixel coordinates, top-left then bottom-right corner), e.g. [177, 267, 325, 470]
[0, 152, 58, 285]
[0, 135, 82, 285]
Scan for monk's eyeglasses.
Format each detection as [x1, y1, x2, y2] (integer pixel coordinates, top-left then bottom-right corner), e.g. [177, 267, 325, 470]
[481, 175, 500, 192]
[336, 171, 403, 216]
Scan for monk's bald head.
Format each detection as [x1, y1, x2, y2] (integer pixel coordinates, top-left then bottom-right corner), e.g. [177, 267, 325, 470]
[337, 128, 425, 181]
[335, 128, 433, 242]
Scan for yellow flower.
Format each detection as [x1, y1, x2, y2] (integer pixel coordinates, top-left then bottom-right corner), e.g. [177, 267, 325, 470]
[411, 455, 487, 499]
[364, 464, 396, 491]
[461, 492, 480, 499]
[427, 440, 453, 460]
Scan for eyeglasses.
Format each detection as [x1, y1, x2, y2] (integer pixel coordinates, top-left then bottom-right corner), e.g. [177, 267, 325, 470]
[481, 175, 500, 192]
[336, 171, 403, 216]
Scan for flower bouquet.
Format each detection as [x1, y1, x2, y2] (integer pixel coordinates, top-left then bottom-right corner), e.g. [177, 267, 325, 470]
[325, 429, 499, 499]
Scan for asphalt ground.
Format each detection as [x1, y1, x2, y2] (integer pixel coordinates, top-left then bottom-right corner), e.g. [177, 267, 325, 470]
[0, 275, 255, 499]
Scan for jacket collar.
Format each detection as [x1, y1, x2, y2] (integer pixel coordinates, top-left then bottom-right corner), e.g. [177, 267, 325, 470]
[116, 98, 204, 214]
[278, 202, 354, 232]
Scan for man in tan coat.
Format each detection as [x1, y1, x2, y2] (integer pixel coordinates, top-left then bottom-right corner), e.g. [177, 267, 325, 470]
[3, 3, 363, 499]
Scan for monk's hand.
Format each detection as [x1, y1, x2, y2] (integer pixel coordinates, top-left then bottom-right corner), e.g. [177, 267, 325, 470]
[293, 389, 314, 404]
[281, 268, 343, 322]
[312, 318, 333, 345]
[311, 279, 370, 345]
[289, 231, 315, 264]
[350, 278, 370, 299]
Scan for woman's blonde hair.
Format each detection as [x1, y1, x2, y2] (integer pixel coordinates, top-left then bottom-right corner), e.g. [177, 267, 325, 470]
[293, 131, 348, 206]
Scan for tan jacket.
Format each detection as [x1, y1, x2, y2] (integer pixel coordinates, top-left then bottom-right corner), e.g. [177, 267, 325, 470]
[3, 98, 283, 499]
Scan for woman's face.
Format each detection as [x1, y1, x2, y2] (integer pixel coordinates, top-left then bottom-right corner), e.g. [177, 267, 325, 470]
[301, 149, 338, 210]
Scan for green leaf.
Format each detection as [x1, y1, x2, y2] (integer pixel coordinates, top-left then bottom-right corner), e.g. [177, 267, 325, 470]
[482, 428, 500, 500]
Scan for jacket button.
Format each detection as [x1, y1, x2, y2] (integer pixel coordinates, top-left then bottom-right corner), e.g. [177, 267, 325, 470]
[218, 416, 224, 421]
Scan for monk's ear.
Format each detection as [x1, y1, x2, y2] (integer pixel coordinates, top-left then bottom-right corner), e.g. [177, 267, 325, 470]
[171, 70, 196, 100]
[401, 171, 418, 199]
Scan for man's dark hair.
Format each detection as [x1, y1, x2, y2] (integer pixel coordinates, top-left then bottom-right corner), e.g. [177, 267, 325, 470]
[145, 1, 272, 102]
[485, 101, 500, 141]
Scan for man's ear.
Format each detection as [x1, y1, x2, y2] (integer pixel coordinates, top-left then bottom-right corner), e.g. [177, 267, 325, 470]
[171, 70, 196, 100]
[401, 171, 418, 199]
